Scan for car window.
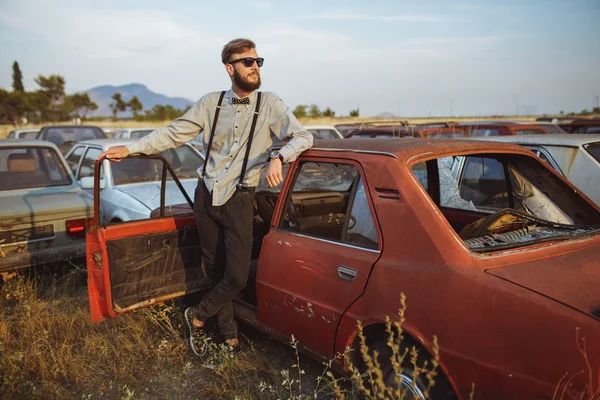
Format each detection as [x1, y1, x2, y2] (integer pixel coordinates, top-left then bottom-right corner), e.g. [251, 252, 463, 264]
[344, 178, 379, 250]
[130, 129, 153, 139]
[470, 128, 500, 137]
[586, 127, 600, 133]
[0, 147, 72, 190]
[279, 161, 360, 243]
[430, 132, 465, 138]
[78, 147, 103, 180]
[515, 129, 545, 135]
[410, 153, 600, 251]
[583, 142, 600, 163]
[459, 156, 509, 210]
[66, 146, 85, 174]
[20, 131, 39, 139]
[45, 127, 104, 145]
[111, 146, 202, 185]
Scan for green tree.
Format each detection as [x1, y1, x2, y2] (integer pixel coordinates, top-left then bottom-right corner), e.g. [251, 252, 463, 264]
[349, 108, 360, 117]
[309, 104, 321, 118]
[292, 104, 307, 118]
[127, 96, 143, 117]
[12, 61, 24, 93]
[580, 109, 590, 116]
[70, 93, 98, 119]
[110, 92, 127, 120]
[322, 107, 335, 117]
[35, 74, 66, 122]
[0, 88, 19, 125]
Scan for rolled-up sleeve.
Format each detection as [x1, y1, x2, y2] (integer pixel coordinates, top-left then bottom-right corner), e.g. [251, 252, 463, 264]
[126, 97, 206, 155]
[268, 96, 313, 162]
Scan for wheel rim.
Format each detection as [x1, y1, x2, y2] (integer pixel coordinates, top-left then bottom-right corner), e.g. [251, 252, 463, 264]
[385, 371, 426, 400]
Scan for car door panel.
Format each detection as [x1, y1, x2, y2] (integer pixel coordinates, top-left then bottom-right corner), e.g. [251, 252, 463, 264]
[256, 158, 381, 358]
[87, 155, 204, 322]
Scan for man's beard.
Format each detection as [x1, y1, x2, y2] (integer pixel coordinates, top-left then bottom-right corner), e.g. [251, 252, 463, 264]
[233, 68, 261, 92]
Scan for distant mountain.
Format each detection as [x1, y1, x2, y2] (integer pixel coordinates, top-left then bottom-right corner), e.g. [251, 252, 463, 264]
[84, 83, 194, 117]
[375, 112, 399, 118]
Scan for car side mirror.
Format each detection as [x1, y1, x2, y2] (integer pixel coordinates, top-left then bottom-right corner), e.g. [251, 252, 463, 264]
[79, 176, 104, 190]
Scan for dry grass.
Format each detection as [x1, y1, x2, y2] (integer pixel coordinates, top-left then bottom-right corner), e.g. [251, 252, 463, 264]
[0, 264, 324, 400]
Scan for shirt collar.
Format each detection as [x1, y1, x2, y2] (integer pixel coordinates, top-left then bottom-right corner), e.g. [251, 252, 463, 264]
[226, 88, 257, 109]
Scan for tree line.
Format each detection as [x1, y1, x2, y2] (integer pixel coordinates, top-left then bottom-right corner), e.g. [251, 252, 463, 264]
[292, 104, 360, 118]
[0, 61, 189, 125]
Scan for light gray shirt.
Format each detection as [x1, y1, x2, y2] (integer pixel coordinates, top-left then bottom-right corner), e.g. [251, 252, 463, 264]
[126, 89, 313, 206]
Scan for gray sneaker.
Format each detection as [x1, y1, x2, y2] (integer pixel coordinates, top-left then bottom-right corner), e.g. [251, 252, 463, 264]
[184, 307, 207, 357]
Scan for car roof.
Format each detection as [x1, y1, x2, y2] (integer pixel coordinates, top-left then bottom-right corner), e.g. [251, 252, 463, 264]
[73, 138, 137, 150]
[10, 128, 40, 133]
[0, 139, 61, 149]
[75, 138, 197, 151]
[303, 125, 339, 130]
[41, 125, 103, 129]
[118, 127, 157, 132]
[466, 134, 600, 147]
[306, 138, 532, 160]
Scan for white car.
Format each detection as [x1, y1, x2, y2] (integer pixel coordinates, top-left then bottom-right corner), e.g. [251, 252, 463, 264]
[6, 129, 40, 139]
[468, 134, 600, 205]
[303, 125, 344, 139]
[114, 128, 157, 139]
[64, 139, 203, 223]
[0, 140, 93, 271]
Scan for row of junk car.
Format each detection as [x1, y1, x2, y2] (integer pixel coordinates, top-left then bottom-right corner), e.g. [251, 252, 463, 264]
[2, 116, 600, 400]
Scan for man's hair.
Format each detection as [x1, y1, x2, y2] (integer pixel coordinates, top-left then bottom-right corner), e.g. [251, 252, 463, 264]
[221, 38, 256, 64]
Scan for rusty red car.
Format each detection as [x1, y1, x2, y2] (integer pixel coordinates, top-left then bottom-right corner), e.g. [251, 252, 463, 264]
[86, 139, 600, 399]
[459, 122, 548, 137]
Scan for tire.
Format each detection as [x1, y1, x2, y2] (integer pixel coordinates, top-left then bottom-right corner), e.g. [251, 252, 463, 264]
[365, 340, 455, 400]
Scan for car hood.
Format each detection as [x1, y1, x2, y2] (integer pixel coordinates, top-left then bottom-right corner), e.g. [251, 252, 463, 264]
[114, 180, 197, 212]
[486, 241, 600, 320]
[1, 188, 93, 225]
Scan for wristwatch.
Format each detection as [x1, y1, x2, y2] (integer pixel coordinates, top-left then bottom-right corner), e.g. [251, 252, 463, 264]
[269, 150, 284, 163]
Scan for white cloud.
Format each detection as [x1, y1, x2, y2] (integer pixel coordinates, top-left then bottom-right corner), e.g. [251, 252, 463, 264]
[301, 11, 455, 23]
[254, 2, 272, 9]
[0, 2, 222, 60]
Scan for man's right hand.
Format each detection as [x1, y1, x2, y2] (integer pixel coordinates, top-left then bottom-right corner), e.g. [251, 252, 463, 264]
[100, 146, 130, 162]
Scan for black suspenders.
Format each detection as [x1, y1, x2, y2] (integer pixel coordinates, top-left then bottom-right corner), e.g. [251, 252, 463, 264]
[238, 91, 261, 187]
[201, 90, 226, 179]
[201, 91, 262, 188]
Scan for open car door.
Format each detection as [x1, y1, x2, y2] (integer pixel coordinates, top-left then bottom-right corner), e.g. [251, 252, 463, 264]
[86, 154, 205, 323]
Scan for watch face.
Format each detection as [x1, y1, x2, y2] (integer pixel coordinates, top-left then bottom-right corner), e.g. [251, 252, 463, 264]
[270, 151, 279, 159]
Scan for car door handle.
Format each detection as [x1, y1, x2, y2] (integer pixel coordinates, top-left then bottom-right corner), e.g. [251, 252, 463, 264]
[338, 265, 357, 281]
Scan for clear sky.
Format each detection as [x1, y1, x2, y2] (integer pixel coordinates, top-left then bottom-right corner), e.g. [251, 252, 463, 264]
[1, 0, 599, 117]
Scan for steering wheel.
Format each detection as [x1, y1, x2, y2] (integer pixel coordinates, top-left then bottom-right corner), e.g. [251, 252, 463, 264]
[255, 190, 300, 227]
[255, 191, 279, 222]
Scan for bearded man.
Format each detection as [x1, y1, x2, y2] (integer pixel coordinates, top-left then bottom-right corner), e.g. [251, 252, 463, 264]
[100, 38, 313, 353]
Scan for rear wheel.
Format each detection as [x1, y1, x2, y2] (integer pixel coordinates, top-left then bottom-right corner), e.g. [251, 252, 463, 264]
[365, 340, 454, 400]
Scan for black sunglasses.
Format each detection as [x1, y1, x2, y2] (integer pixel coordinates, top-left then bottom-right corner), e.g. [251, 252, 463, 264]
[228, 57, 264, 67]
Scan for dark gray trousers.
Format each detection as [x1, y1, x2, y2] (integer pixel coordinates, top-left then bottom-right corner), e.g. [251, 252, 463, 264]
[193, 180, 254, 340]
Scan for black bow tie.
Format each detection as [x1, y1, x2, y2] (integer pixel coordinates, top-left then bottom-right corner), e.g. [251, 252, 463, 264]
[232, 97, 250, 105]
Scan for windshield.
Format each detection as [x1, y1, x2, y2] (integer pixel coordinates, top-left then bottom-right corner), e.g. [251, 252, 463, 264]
[45, 127, 105, 144]
[411, 153, 600, 252]
[515, 129, 546, 135]
[0, 147, 72, 190]
[470, 128, 501, 137]
[429, 132, 466, 138]
[111, 146, 202, 185]
[307, 129, 340, 139]
[130, 129, 154, 139]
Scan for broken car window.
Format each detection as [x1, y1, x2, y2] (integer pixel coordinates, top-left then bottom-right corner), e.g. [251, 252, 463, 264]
[411, 153, 600, 251]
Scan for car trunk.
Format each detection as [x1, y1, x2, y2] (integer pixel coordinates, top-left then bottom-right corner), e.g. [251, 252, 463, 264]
[1, 190, 93, 250]
[485, 241, 600, 319]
